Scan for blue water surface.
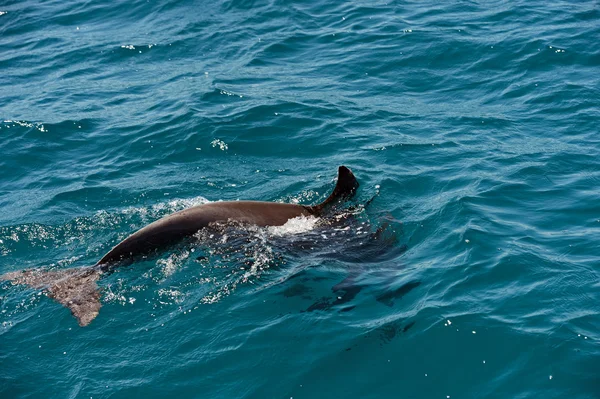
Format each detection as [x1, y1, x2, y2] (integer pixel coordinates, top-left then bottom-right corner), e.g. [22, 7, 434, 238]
[1, 0, 599, 397]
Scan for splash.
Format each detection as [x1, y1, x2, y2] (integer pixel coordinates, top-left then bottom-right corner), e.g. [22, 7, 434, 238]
[211, 139, 228, 151]
[157, 288, 185, 304]
[268, 215, 319, 236]
[157, 251, 190, 277]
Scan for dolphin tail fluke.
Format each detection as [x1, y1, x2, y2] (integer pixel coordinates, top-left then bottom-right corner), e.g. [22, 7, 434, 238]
[309, 166, 359, 214]
[1, 267, 102, 327]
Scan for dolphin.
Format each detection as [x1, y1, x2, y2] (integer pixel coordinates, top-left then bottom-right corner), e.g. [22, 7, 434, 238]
[1, 166, 359, 326]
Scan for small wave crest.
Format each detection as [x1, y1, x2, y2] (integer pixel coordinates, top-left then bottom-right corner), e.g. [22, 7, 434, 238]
[1, 119, 47, 133]
[120, 196, 209, 218]
[0, 196, 210, 261]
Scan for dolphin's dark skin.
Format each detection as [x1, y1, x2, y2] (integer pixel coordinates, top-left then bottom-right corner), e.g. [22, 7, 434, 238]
[97, 165, 358, 266]
[1, 166, 359, 326]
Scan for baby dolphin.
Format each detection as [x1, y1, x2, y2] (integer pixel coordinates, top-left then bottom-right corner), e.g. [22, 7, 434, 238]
[1, 166, 359, 326]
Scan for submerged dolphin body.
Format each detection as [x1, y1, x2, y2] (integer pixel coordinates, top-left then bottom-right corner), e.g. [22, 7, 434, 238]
[1, 166, 359, 326]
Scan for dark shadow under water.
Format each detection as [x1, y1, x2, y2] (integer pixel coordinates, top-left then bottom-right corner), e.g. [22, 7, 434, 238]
[192, 206, 418, 316]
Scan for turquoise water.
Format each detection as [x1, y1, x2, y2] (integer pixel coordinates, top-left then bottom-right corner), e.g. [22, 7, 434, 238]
[1, 0, 599, 397]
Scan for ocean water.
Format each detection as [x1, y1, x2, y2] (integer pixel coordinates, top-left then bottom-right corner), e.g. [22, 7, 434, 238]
[1, 0, 599, 397]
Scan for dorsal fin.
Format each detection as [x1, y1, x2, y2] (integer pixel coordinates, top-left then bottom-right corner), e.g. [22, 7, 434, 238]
[306, 166, 359, 214]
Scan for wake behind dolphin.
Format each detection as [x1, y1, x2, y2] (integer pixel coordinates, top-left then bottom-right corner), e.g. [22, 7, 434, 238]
[1, 166, 359, 326]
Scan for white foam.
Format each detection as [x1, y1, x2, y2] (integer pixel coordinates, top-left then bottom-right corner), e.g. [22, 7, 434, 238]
[268, 215, 319, 236]
[211, 139, 228, 151]
[157, 250, 190, 277]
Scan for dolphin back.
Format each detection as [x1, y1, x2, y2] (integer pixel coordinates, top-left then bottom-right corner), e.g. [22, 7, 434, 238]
[0, 165, 360, 327]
